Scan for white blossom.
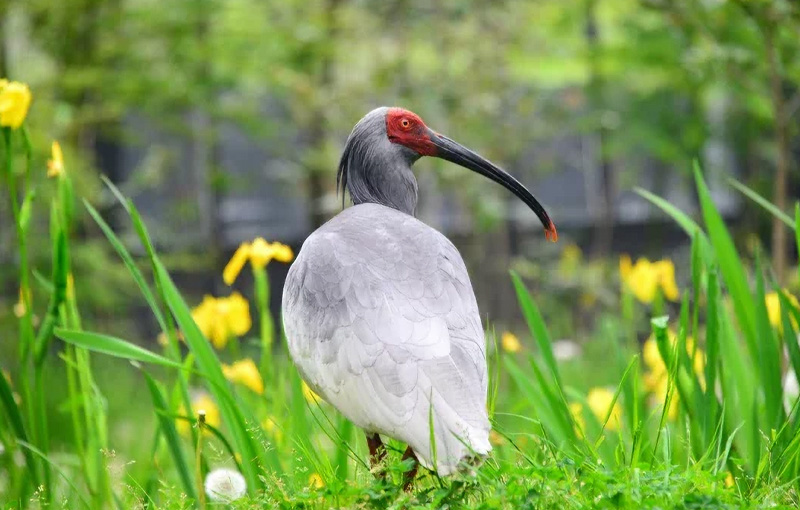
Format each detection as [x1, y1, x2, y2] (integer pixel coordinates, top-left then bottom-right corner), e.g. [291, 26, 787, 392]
[204, 468, 246, 502]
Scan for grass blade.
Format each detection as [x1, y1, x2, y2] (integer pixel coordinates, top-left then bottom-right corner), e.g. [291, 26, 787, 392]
[510, 271, 561, 386]
[84, 200, 167, 331]
[728, 178, 794, 228]
[154, 260, 267, 491]
[144, 372, 196, 501]
[752, 253, 784, 427]
[634, 186, 713, 266]
[0, 367, 39, 486]
[54, 328, 182, 368]
[694, 165, 758, 364]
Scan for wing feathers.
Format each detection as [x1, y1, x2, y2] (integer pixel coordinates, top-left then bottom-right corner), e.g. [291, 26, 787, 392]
[283, 204, 490, 474]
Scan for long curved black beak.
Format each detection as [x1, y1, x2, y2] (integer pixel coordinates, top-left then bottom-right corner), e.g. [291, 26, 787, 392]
[427, 129, 558, 242]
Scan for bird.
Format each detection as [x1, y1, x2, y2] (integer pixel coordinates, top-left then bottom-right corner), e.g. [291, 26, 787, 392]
[282, 107, 557, 486]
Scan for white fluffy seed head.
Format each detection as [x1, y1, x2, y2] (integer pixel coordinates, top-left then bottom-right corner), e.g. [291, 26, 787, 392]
[204, 468, 246, 502]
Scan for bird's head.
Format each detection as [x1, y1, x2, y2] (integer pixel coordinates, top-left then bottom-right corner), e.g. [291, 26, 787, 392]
[339, 107, 557, 242]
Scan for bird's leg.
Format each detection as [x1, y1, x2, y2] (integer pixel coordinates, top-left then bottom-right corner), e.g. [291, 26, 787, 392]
[401, 446, 419, 491]
[366, 433, 386, 474]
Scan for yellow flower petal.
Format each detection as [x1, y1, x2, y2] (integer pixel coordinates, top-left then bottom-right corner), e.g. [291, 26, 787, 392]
[501, 332, 522, 353]
[302, 381, 322, 404]
[191, 293, 252, 349]
[0, 81, 32, 129]
[628, 259, 658, 304]
[222, 359, 264, 394]
[642, 339, 664, 374]
[765, 290, 799, 331]
[587, 387, 622, 431]
[653, 260, 680, 301]
[308, 473, 324, 489]
[270, 242, 294, 263]
[223, 243, 252, 285]
[191, 295, 216, 343]
[248, 238, 274, 269]
[47, 141, 64, 178]
[225, 292, 252, 337]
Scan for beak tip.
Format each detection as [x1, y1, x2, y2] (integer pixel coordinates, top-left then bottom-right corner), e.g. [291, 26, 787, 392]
[544, 221, 558, 243]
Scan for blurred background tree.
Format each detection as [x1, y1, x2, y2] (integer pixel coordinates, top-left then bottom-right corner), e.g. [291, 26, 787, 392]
[1, 0, 798, 352]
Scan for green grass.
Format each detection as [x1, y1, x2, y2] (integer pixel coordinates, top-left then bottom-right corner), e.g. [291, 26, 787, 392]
[3, 125, 800, 508]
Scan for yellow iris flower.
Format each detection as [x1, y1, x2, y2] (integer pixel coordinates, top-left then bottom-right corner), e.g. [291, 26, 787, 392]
[586, 387, 622, 431]
[177, 393, 221, 437]
[47, 141, 64, 178]
[641, 331, 706, 421]
[765, 290, 799, 332]
[308, 473, 324, 489]
[191, 292, 252, 349]
[501, 332, 522, 353]
[222, 358, 264, 394]
[620, 255, 679, 304]
[0, 80, 32, 129]
[223, 238, 294, 285]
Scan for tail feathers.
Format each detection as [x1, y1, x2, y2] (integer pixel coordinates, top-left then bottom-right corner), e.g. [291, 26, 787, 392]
[401, 391, 491, 476]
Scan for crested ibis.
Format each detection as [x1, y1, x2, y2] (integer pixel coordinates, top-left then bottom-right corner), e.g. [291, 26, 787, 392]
[282, 107, 557, 485]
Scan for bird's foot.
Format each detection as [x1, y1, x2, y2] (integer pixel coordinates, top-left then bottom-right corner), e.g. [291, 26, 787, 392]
[366, 433, 387, 478]
[401, 446, 418, 491]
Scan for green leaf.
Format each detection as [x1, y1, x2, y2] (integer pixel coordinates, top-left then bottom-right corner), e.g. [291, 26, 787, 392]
[752, 253, 784, 428]
[634, 187, 706, 240]
[54, 329, 182, 368]
[778, 291, 800, 405]
[694, 165, 758, 362]
[154, 260, 267, 491]
[796, 204, 800, 285]
[84, 200, 167, 332]
[0, 367, 39, 486]
[510, 271, 561, 387]
[144, 372, 196, 501]
[704, 270, 721, 444]
[504, 356, 572, 448]
[34, 225, 68, 365]
[728, 178, 794, 229]
[18, 189, 35, 235]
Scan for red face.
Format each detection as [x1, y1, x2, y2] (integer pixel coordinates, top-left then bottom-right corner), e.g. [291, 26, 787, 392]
[385, 108, 437, 156]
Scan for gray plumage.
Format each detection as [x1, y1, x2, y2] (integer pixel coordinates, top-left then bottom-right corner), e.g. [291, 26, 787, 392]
[337, 107, 420, 215]
[283, 107, 492, 475]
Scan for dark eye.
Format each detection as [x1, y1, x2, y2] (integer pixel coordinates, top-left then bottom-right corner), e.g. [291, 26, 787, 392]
[401, 118, 411, 129]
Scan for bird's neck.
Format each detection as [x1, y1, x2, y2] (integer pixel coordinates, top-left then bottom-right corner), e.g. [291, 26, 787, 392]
[339, 144, 420, 216]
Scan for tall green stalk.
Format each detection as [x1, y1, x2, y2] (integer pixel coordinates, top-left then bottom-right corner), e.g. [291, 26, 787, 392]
[3, 127, 50, 503]
[254, 267, 274, 381]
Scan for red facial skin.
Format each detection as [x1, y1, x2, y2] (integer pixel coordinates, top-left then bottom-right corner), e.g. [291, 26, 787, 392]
[385, 108, 437, 156]
[386, 107, 558, 243]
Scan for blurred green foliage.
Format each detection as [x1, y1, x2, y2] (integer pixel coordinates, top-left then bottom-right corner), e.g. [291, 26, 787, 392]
[3, 0, 800, 379]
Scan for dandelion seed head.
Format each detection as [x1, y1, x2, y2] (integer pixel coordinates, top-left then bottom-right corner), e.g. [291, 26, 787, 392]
[204, 468, 246, 502]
